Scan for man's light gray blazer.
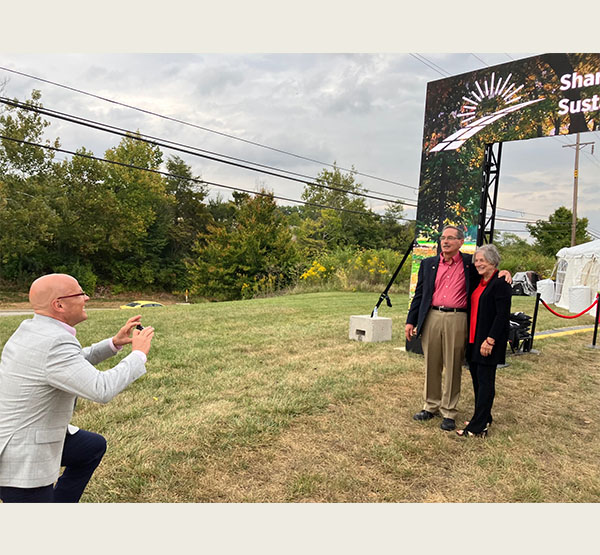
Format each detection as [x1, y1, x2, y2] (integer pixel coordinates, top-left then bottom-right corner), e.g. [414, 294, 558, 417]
[0, 314, 146, 488]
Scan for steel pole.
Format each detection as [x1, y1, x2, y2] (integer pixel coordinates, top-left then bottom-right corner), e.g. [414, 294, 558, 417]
[529, 293, 541, 352]
[592, 293, 600, 347]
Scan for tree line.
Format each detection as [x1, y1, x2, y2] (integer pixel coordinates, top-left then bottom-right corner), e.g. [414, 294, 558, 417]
[0, 90, 413, 300]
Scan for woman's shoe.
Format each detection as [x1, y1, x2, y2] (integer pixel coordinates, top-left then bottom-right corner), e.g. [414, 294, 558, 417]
[456, 428, 488, 438]
[463, 420, 492, 428]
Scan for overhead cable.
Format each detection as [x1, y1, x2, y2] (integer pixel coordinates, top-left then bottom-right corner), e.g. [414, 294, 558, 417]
[408, 53, 450, 78]
[497, 206, 550, 218]
[496, 228, 594, 237]
[0, 97, 416, 209]
[0, 96, 415, 204]
[0, 64, 416, 191]
[470, 53, 488, 66]
[5, 97, 576, 229]
[0, 134, 415, 223]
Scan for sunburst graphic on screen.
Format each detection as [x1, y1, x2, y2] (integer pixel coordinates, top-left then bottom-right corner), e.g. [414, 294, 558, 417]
[459, 72, 524, 123]
[430, 72, 544, 153]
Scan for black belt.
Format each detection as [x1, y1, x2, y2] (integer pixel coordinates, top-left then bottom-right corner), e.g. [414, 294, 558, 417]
[431, 306, 467, 313]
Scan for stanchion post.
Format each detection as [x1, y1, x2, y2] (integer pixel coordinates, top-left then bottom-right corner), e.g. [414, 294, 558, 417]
[529, 292, 541, 351]
[370, 237, 415, 317]
[592, 293, 600, 347]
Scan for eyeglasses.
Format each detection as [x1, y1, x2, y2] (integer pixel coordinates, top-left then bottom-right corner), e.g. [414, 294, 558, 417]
[56, 291, 87, 300]
[440, 236, 460, 241]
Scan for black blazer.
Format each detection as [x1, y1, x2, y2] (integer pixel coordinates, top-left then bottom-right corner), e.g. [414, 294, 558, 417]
[406, 251, 478, 337]
[466, 274, 512, 365]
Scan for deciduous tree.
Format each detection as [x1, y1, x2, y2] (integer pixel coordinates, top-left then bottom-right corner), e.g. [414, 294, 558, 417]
[526, 206, 590, 256]
[188, 191, 299, 300]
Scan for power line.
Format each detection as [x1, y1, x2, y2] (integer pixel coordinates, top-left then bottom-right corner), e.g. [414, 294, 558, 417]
[582, 150, 600, 170]
[496, 206, 550, 218]
[0, 64, 416, 191]
[0, 97, 417, 210]
[2, 61, 589, 229]
[497, 217, 591, 227]
[0, 96, 416, 205]
[470, 53, 488, 66]
[496, 215, 539, 224]
[416, 54, 452, 77]
[408, 54, 451, 78]
[0, 134, 416, 223]
[5, 93, 554, 220]
[495, 227, 591, 235]
[5, 132, 585, 237]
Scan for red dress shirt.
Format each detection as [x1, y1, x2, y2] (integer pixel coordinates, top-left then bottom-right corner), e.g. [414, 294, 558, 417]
[431, 252, 467, 309]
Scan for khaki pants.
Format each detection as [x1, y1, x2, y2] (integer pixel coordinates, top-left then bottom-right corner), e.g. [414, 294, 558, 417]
[421, 309, 467, 420]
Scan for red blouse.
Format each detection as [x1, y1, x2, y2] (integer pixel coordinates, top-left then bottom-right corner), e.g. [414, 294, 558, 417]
[469, 270, 498, 344]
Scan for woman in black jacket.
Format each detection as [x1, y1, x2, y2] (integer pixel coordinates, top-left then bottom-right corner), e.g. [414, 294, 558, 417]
[457, 244, 512, 438]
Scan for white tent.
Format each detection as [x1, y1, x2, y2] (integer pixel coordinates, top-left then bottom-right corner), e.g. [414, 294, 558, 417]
[554, 239, 600, 315]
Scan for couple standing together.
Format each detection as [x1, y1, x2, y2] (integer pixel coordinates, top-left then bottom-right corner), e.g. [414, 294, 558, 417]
[405, 226, 512, 438]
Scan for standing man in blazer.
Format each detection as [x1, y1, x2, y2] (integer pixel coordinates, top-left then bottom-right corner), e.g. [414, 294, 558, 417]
[0, 273, 155, 503]
[405, 226, 509, 431]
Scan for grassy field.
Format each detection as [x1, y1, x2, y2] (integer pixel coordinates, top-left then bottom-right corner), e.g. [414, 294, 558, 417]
[0, 291, 598, 503]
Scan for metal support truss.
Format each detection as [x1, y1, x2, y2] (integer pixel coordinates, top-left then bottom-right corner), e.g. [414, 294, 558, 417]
[476, 142, 503, 246]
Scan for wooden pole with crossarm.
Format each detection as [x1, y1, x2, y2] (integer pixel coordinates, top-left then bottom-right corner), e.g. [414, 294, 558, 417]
[563, 133, 594, 246]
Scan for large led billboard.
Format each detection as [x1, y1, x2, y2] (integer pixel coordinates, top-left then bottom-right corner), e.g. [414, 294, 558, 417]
[410, 52, 600, 293]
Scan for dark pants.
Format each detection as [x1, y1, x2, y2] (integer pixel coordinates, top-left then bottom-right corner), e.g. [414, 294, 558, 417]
[465, 361, 496, 434]
[0, 429, 106, 503]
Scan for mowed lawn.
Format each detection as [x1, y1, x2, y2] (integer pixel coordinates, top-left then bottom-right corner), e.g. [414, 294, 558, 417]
[0, 291, 598, 502]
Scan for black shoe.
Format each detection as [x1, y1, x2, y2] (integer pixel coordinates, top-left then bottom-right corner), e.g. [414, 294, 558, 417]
[413, 410, 436, 421]
[440, 418, 456, 431]
[457, 428, 488, 438]
[464, 420, 492, 428]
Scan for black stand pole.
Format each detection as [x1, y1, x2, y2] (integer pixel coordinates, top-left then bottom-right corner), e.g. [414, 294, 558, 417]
[529, 292, 541, 352]
[370, 237, 417, 317]
[591, 293, 600, 347]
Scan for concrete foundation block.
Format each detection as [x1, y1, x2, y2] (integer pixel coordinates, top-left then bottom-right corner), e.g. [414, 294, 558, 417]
[349, 315, 392, 342]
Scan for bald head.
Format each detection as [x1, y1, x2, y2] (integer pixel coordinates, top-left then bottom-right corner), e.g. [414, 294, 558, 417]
[29, 274, 90, 327]
[29, 274, 79, 312]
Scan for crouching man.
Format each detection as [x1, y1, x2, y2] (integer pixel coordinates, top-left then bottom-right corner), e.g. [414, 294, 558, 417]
[0, 273, 154, 503]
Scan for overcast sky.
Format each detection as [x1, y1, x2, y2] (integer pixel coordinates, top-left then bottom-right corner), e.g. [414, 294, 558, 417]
[1, 6, 599, 242]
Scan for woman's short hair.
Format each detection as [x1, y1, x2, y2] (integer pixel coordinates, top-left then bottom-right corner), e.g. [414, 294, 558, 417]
[474, 244, 501, 267]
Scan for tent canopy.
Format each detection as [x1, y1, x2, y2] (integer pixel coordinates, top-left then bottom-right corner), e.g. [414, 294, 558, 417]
[556, 239, 600, 259]
[554, 239, 600, 311]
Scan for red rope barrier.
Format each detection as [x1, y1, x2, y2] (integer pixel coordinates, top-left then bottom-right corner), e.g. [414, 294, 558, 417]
[540, 296, 598, 319]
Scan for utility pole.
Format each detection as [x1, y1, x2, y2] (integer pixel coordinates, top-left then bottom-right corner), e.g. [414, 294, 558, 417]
[563, 133, 594, 246]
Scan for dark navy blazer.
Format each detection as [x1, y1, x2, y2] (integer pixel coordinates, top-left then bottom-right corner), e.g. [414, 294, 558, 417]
[406, 251, 478, 337]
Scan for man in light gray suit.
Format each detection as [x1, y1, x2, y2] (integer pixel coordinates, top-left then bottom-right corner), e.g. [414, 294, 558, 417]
[0, 273, 155, 503]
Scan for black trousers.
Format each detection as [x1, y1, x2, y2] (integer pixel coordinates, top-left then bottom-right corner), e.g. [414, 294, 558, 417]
[0, 429, 106, 503]
[465, 360, 496, 434]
